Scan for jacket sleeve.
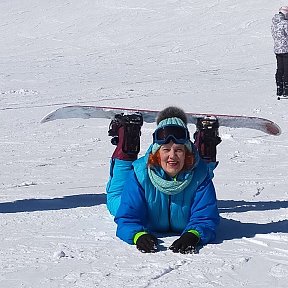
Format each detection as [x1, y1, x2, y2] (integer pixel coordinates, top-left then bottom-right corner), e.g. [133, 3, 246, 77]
[184, 177, 220, 245]
[106, 159, 134, 216]
[114, 170, 148, 244]
[284, 21, 288, 37]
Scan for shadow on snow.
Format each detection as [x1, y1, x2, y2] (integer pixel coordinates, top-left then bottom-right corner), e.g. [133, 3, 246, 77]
[0, 193, 106, 213]
[216, 199, 288, 243]
[0, 196, 287, 243]
[218, 199, 288, 213]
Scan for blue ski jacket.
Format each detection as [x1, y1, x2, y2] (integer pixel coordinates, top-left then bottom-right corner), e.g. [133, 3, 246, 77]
[114, 146, 220, 245]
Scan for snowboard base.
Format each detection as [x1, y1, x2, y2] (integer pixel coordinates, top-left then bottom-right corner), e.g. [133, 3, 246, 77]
[41, 105, 281, 136]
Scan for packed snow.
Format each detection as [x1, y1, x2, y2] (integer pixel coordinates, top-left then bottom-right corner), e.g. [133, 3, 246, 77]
[1, 0, 288, 287]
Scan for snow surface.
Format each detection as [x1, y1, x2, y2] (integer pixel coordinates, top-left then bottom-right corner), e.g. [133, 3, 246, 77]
[1, 0, 288, 287]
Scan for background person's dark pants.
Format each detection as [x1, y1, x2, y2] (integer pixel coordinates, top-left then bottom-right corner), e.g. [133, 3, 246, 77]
[275, 53, 288, 82]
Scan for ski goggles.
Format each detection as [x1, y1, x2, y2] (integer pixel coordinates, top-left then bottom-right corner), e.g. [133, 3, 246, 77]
[152, 125, 190, 145]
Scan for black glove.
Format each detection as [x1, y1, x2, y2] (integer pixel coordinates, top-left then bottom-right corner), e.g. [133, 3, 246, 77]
[169, 232, 199, 254]
[136, 234, 158, 253]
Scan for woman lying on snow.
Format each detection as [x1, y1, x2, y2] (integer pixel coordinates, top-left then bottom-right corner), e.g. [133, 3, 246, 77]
[106, 106, 221, 254]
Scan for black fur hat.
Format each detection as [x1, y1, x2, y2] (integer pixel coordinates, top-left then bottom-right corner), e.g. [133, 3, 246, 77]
[156, 106, 188, 125]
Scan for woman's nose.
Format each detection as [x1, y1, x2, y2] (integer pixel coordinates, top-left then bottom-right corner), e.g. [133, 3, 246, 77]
[168, 149, 176, 158]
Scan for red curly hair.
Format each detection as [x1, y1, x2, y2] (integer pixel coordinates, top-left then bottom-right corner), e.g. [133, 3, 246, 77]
[148, 146, 195, 171]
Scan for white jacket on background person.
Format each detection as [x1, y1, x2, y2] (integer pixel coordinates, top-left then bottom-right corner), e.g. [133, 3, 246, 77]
[271, 13, 288, 54]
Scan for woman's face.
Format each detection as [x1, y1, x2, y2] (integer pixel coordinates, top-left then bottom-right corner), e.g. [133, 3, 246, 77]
[158, 141, 186, 177]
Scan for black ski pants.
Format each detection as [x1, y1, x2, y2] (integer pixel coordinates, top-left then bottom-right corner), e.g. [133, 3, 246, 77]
[275, 53, 288, 83]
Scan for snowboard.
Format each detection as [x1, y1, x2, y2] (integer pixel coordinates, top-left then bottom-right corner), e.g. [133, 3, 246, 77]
[41, 105, 281, 136]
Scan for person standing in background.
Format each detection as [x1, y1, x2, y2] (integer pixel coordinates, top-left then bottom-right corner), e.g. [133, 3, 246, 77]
[271, 6, 288, 97]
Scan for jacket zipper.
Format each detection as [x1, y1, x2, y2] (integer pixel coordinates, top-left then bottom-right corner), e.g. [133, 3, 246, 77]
[168, 175, 177, 231]
[168, 195, 171, 231]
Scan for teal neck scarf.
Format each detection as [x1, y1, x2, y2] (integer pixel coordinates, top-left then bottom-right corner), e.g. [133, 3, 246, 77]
[147, 167, 194, 195]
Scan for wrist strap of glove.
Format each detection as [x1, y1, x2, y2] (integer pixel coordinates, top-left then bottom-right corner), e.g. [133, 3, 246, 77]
[187, 229, 201, 243]
[133, 231, 148, 244]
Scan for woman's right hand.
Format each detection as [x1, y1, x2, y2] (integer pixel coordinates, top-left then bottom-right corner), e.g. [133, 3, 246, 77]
[136, 234, 158, 253]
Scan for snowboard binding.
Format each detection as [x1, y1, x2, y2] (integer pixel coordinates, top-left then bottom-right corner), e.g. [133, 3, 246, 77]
[194, 117, 222, 162]
[108, 113, 143, 157]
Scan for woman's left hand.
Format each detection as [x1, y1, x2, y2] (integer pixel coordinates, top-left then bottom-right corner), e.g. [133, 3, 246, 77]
[169, 232, 199, 254]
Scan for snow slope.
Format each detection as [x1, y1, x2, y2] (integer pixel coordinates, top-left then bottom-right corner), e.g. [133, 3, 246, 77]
[1, 0, 288, 287]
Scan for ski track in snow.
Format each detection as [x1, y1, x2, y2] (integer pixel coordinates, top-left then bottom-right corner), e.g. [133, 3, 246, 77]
[1, 0, 288, 287]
